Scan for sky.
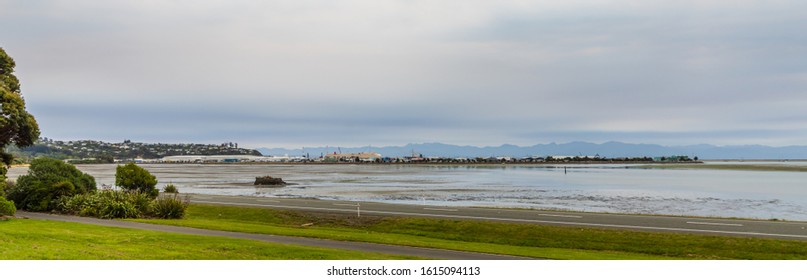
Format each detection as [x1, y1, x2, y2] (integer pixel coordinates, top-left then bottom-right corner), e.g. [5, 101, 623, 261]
[2, 0, 807, 149]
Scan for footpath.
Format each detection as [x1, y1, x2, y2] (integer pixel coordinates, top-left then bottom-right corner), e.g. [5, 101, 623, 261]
[16, 211, 531, 260]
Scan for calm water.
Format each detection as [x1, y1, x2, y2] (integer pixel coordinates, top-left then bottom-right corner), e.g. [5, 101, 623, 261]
[7, 163, 807, 221]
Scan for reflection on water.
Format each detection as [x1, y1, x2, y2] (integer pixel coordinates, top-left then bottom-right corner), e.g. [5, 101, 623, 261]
[7, 163, 807, 221]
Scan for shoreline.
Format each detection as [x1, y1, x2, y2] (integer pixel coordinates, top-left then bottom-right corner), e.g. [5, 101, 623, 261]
[185, 193, 807, 241]
[188, 193, 807, 224]
[75, 161, 703, 166]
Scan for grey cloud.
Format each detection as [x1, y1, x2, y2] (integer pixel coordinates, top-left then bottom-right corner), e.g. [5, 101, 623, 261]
[4, 1, 807, 148]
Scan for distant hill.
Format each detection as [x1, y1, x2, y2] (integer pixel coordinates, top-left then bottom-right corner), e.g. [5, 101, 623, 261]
[10, 138, 262, 163]
[258, 142, 807, 160]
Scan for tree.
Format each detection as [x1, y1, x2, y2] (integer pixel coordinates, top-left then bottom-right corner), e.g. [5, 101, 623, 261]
[1, 47, 40, 191]
[6, 158, 96, 211]
[115, 163, 158, 197]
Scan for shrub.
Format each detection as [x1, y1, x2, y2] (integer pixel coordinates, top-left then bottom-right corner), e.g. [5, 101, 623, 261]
[6, 158, 96, 211]
[1, 179, 14, 197]
[0, 164, 7, 197]
[0, 197, 15, 216]
[163, 183, 178, 194]
[115, 163, 157, 197]
[99, 200, 139, 219]
[94, 190, 143, 219]
[148, 188, 159, 198]
[56, 192, 99, 217]
[129, 191, 153, 214]
[150, 194, 188, 219]
[55, 188, 189, 220]
[56, 190, 155, 219]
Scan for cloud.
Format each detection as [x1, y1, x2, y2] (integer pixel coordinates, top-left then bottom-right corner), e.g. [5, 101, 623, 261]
[4, 0, 807, 148]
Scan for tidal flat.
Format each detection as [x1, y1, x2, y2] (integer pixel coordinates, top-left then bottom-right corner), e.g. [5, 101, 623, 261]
[8, 161, 807, 221]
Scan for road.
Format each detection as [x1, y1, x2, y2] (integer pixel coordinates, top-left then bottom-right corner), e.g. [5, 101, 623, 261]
[188, 194, 807, 241]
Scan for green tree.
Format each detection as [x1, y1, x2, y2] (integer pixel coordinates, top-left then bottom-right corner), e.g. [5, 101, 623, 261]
[1, 47, 40, 192]
[6, 158, 96, 211]
[115, 163, 158, 197]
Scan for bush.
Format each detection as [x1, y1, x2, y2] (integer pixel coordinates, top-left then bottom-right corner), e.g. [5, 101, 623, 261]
[0, 164, 7, 197]
[115, 163, 157, 197]
[7, 158, 96, 211]
[56, 190, 154, 219]
[55, 190, 191, 219]
[1, 179, 13, 197]
[99, 200, 139, 219]
[0, 197, 16, 216]
[163, 183, 178, 193]
[96, 190, 152, 219]
[57, 192, 99, 217]
[151, 194, 188, 219]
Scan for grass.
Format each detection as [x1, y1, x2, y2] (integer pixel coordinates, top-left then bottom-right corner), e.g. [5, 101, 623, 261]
[636, 163, 807, 172]
[130, 204, 807, 260]
[0, 218, 418, 260]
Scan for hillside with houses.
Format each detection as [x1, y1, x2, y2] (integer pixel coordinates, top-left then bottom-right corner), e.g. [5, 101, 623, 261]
[7, 138, 262, 163]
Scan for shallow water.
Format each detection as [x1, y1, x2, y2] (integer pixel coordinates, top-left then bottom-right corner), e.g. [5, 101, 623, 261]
[7, 163, 807, 221]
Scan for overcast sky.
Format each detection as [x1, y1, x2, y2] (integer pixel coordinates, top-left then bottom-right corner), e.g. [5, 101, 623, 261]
[3, 0, 807, 148]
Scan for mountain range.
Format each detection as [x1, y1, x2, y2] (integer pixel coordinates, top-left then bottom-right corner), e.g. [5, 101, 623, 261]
[257, 142, 807, 160]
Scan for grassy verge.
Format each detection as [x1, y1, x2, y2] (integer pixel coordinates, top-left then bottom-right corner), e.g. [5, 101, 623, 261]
[0, 218, 417, 260]
[635, 163, 807, 172]
[131, 204, 807, 259]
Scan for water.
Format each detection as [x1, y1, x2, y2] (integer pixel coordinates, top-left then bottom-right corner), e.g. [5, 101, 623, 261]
[7, 162, 807, 221]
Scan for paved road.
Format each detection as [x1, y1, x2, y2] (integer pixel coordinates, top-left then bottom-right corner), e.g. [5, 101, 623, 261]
[188, 194, 807, 241]
[16, 211, 529, 260]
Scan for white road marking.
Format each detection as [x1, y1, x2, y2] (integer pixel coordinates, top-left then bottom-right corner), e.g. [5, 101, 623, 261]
[256, 199, 280, 203]
[191, 199, 807, 240]
[423, 208, 459, 212]
[537, 213, 582, 219]
[686, 221, 744, 227]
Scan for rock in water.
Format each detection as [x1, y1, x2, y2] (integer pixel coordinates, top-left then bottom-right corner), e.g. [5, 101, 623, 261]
[255, 176, 286, 186]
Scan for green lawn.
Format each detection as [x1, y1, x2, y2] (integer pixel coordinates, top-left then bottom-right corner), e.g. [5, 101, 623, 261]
[132, 204, 807, 259]
[0, 218, 417, 260]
